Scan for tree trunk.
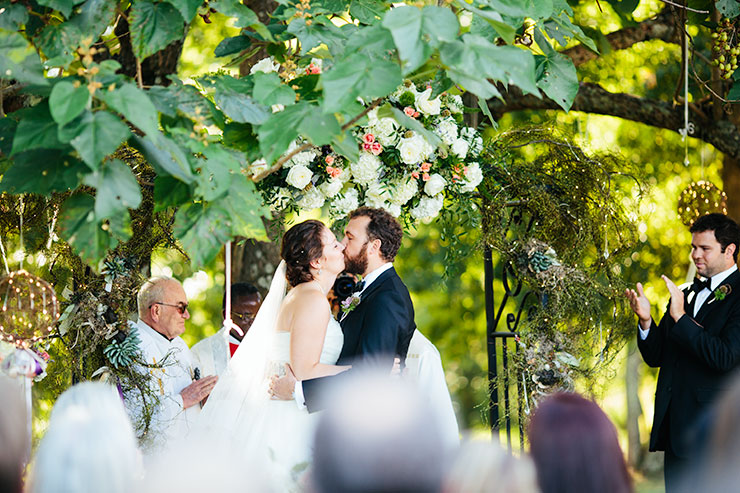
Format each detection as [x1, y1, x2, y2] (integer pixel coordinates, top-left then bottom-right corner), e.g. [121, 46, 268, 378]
[625, 340, 643, 468]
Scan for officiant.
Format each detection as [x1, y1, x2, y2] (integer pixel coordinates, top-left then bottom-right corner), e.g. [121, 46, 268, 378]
[626, 213, 740, 491]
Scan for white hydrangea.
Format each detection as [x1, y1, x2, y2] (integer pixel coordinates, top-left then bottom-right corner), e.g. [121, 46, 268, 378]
[319, 179, 343, 198]
[383, 203, 402, 217]
[336, 166, 352, 183]
[434, 117, 459, 146]
[369, 117, 399, 147]
[286, 141, 317, 168]
[296, 186, 325, 211]
[350, 153, 381, 185]
[415, 87, 442, 116]
[389, 177, 418, 205]
[460, 162, 483, 193]
[424, 173, 446, 196]
[331, 188, 359, 216]
[285, 165, 313, 189]
[411, 194, 444, 221]
[451, 138, 469, 159]
[364, 182, 391, 208]
[460, 127, 483, 157]
[250, 57, 280, 74]
[272, 187, 292, 211]
[248, 158, 268, 178]
[446, 94, 464, 114]
[390, 83, 418, 103]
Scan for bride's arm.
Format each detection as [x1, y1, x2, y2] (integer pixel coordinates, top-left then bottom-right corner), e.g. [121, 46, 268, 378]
[289, 291, 351, 381]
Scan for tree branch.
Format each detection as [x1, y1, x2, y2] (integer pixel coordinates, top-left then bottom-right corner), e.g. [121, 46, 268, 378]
[488, 82, 740, 160]
[562, 8, 680, 67]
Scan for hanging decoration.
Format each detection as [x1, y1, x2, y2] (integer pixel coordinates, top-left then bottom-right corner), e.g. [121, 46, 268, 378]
[677, 181, 728, 226]
[0, 269, 58, 347]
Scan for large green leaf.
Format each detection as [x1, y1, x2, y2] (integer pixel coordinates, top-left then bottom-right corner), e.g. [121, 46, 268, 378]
[99, 83, 160, 137]
[63, 110, 131, 170]
[49, 80, 90, 126]
[220, 176, 270, 240]
[213, 75, 271, 124]
[0, 3, 28, 29]
[287, 17, 346, 55]
[717, 0, 740, 17]
[0, 118, 16, 156]
[0, 150, 86, 195]
[257, 103, 311, 164]
[210, 0, 260, 28]
[82, 159, 142, 219]
[349, 0, 386, 24]
[389, 106, 441, 147]
[321, 53, 402, 113]
[535, 29, 578, 111]
[174, 203, 233, 268]
[36, 0, 79, 18]
[252, 72, 296, 107]
[70, 0, 117, 39]
[214, 35, 252, 57]
[154, 175, 192, 211]
[344, 23, 395, 56]
[36, 23, 82, 66]
[0, 29, 49, 86]
[298, 112, 340, 146]
[382, 5, 459, 74]
[194, 145, 242, 201]
[478, 0, 553, 19]
[130, 1, 185, 60]
[544, 12, 598, 53]
[131, 134, 195, 184]
[11, 103, 66, 154]
[331, 129, 360, 163]
[57, 193, 131, 267]
[454, 1, 516, 44]
[163, 0, 201, 22]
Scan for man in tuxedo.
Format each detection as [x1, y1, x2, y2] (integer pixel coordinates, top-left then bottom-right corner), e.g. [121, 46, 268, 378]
[271, 207, 416, 411]
[626, 213, 740, 491]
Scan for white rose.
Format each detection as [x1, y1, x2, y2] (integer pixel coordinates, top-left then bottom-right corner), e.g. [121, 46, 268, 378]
[319, 179, 343, 198]
[451, 138, 469, 159]
[384, 203, 402, 217]
[350, 153, 381, 185]
[446, 94, 464, 114]
[434, 118, 459, 146]
[296, 186, 325, 211]
[389, 177, 418, 205]
[398, 134, 426, 165]
[364, 182, 391, 208]
[415, 87, 442, 116]
[248, 158, 268, 178]
[285, 165, 313, 189]
[330, 188, 360, 217]
[287, 141, 317, 167]
[424, 173, 446, 196]
[250, 57, 280, 74]
[460, 162, 483, 193]
[411, 194, 444, 221]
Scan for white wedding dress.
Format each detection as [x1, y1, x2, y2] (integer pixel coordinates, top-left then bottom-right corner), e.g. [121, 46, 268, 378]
[191, 262, 343, 490]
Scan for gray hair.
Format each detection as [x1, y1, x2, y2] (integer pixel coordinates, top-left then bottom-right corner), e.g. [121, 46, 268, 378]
[137, 276, 175, 319]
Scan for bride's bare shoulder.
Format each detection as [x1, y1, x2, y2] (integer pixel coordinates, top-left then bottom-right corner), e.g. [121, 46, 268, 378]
[281, 283, 329, 315]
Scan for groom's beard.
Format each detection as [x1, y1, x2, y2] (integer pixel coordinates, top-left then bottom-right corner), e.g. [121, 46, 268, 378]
[344, 244, 369, 275]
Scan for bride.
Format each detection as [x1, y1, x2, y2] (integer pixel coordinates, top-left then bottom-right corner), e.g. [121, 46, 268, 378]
[192, 219, 350, 488]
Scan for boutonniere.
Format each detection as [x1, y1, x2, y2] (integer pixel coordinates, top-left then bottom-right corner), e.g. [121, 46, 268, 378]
[715, 284, 732, 301]
[341, 293, 362, 314]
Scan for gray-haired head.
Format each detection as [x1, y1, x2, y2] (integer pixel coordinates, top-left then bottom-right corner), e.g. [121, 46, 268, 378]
[137, 276, 176, 319]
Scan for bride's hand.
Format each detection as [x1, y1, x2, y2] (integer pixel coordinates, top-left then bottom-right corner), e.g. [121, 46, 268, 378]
[269, 364, 297, 400]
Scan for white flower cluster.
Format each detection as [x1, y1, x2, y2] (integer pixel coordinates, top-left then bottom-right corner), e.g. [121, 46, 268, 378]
[257, 81, 486, 221]
[250, 57, 280, 74]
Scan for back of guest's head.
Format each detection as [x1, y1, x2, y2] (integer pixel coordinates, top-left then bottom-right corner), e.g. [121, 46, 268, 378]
[690, 213, 740, 261]
[349, 207, 403, 262]
[29, 381, 141, 493]
[528, 392, 632, 493]
[281, 219, 326, 287]
[311, 373, 446, 493]
[443, 439, 539, 493]
[0, 378, 27, 493]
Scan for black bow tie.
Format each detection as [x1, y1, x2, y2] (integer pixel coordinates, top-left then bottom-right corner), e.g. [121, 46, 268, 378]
[692, 277, 711, 292]
[353, 280, 366, 293]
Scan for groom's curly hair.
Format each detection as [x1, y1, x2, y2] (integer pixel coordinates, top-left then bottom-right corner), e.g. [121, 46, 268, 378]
[282, 219, 326, 287]
[350, 207, 403, 262]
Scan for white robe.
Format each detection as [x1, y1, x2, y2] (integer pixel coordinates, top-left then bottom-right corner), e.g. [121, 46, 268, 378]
[126, 319, 200, 454]
[405, 330, 460, 450]
[191, 327, 231, 377]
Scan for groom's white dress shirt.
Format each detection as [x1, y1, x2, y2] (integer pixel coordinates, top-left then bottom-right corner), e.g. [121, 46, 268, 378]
[126, 319, 200, 453]
[638, 264, 738, 340]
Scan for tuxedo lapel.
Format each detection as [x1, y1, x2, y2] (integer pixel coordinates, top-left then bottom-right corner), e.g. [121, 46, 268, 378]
[694, 270, 740, 323]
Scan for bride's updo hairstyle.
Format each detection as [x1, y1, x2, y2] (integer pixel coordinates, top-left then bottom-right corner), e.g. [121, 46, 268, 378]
[282, 219, 326, 287]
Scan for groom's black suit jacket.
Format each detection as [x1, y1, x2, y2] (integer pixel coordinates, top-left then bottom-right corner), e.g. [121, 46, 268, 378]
[302, 266, 416, 412]
[638, 269, 740, 457]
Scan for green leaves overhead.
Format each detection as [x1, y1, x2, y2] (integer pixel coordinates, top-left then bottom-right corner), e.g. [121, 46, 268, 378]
[0, 29, 49, 86]
[99, 83, 160, 137]
[130, 1, 185, 60]
[382, 5, 459, 74]
[717, 0, 740, 17]
[36, 0, 79, 19]
[252, 72, 296, 107]
[69, 0, 117, 39]
[0, 150, 86, 195]
[535, 30, 578, 111]
[49, 81, 90, 126]
[163, 0, 202, 23]
[211, 74, 271, 124]
[62, 111, 131, 170]
[321, 53, 402, 113]
[131, 134, 195, 184]
[11, 103, 66, 155]
[173, 203, 234, 268]
[81, 159, 142, 219]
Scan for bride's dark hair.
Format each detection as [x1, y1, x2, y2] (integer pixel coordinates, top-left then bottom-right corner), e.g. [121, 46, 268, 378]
[281, 219, 327, 287]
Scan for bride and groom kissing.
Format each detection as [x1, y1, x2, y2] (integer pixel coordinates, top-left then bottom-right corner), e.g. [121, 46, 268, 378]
[194, 206, 416, 485]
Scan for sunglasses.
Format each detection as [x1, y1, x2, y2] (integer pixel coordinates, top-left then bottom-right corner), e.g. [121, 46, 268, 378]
[150, 302, 189, 315]
[232, 312, 257, 323]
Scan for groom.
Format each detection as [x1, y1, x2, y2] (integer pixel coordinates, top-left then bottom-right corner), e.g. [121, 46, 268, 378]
[272, 207, 416, 411]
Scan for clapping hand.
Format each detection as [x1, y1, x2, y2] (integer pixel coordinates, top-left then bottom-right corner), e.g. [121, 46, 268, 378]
[625, 282, 652, 331]
[661, 275, 686, 322]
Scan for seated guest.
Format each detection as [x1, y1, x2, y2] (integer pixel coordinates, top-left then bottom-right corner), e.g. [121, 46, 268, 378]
[699, 371, 740, 492]
[0, 378, 27, 493]
[310, 373, 447, 493]
[404, 330, 460, 450]
[443, 439, 539, 493]
[126, 276, 217, 453]
[191, 283, 262, 377]
[528, 392, 632, 493]
[28, 382, 141, 493]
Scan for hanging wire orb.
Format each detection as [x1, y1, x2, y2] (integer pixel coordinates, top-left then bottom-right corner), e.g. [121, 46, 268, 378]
[677, 181, 728, 226]
[0, 270, 58, 346]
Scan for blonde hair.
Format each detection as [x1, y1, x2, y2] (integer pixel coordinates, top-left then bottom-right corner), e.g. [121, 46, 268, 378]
[137, 276, 175, 319]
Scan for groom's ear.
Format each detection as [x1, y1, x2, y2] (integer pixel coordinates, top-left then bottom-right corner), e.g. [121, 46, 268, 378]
[368, 238, 382, 256]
